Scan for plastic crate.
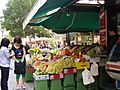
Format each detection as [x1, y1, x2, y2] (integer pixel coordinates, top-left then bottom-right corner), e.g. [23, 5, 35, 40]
[76, 80, 87, 90]
[63, 87, 75, 90]
[34, 80, 49, 90]
[75, 70, 83, 82]
[25, 72, 34, 82]
[50, 79, 63, 90]
[63, 74, 75, 87]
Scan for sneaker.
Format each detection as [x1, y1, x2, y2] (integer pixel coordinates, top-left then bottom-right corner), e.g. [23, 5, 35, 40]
[16, 84, 20, 89]
[21, 84, 26, 89]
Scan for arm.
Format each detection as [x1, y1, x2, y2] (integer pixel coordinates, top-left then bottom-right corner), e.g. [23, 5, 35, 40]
[4, 48, 14, 59]
[11, 50, 19, 63]
[21, 47, 26, 62]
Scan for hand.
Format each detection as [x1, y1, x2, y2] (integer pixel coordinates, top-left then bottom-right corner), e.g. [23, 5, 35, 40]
[9, 54, 15, 58]
[21, 59, 24, 63]
[16, 60, 19, 63]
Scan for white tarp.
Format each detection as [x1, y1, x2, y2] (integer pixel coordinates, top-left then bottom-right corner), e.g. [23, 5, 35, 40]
[77, 0, 104, 4]
[23, 0, 47, 30]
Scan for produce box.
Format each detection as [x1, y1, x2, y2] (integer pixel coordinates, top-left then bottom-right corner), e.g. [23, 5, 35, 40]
[75, 70, 83, 82]
[76, 80, 87, 90]
[50, 79, 63, 90]
[26, 66, 35, 72]
[25, 72, 34, 82]
[63, 68, 77, 74]
[49, 74, 64, 90]
[33, 73, 49, 80]
[63, 87, 75, 90]
[34, 79, 49, 90]
[63, 74, 75, 87]
[49, 74, 64, 80]
[75, 61, 90, 69]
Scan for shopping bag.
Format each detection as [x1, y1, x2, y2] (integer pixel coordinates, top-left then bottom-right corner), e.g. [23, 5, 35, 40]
[90, 62, 99, 76]
[14, 61, 26, 74]
[82, 68, 95, 85]
[10, 59, 15, 70]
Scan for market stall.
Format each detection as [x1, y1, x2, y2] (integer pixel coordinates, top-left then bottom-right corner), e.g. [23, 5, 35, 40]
[26, 44, 101, 90]
[23, 0, 120, 90]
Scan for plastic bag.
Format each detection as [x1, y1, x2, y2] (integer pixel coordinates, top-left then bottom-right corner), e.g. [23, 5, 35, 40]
[82, 68, 95, 85]
[90, 61, 99, 76]
[9, 59, 15, 70]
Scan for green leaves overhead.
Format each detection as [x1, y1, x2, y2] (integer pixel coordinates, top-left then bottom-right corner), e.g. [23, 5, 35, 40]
[1, 0, 51, 38]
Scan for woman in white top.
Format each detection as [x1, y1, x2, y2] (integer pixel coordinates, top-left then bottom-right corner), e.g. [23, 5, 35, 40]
[0, 38, 14, 90]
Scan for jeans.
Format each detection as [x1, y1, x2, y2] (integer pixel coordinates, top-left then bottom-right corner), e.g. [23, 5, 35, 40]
[0, 66, 9, 90]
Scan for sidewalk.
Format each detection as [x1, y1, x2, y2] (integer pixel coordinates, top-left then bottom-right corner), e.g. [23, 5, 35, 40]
[0, 61, 34, 90]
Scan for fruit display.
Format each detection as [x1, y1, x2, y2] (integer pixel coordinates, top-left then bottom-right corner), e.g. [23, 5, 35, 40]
[46, 60, 63, 74]
[33, 56, 75, 75]
[61, 56, 75, 68]
[28, 48, 40, 55]
[28, 44, 100, 75]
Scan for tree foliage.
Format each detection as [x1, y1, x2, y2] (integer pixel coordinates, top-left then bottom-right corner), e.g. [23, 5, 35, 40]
[1, 0, 52, 38]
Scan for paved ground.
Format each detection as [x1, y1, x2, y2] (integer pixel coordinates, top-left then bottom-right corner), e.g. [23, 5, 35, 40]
[0, 61, 34, 90]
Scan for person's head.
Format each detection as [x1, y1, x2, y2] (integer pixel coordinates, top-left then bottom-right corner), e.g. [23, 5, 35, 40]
[13, 36, 22, 47]
[108, 27, 118, 36]
[0, 38, 10, 48]
[108, 30, 117, 36]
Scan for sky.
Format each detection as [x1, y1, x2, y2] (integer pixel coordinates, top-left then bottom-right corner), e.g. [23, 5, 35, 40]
[0, 0, 9, 39]
[0, 0, 8, 17]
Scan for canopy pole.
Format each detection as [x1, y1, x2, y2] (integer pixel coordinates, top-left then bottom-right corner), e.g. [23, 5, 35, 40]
[66, 33, 70, 46]
[75, 32, 78, 45]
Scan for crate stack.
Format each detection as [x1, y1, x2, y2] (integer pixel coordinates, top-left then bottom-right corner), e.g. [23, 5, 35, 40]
[33, 73, 50, 90]
[25, 66, 35, 82]
[50, 74, 64, 90]
[76, 70, 87, 90]
[63, 68, 77, 90]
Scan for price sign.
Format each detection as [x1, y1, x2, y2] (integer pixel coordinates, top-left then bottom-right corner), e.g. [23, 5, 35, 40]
[33, 73, 49, 80]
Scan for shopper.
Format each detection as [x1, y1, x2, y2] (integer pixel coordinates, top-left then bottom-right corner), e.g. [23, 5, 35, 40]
[11, 36, 26, 89]
[108, 28, 119, 54]
[0, 38, 14, 90]
[108, 29, 120, 62]
[24, 42, 30, 54]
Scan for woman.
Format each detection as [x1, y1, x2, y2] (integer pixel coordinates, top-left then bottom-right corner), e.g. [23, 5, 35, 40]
[11, 36, 26, 89]
[0, 38, 13, 90]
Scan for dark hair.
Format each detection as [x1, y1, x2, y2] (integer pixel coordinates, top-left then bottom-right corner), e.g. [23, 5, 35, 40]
[13, 36, 22, 44]
[0, 38, 10, 48]
[109, 26, 118, 33]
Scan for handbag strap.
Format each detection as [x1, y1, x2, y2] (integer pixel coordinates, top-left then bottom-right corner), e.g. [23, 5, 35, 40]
[109, 44, 117, 60]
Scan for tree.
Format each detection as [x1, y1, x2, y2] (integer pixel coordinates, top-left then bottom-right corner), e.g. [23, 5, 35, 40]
[1, 0, 52, 37]
[25, 26, 53, 38]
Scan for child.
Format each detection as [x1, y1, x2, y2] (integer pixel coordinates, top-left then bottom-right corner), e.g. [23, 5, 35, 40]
[11, 36, 26, 89]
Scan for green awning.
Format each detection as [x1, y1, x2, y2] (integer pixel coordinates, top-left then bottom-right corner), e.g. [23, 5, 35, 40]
[33, 0, 76, 18]
[29, 11, 99, 34]
[23, 0, 76, 29]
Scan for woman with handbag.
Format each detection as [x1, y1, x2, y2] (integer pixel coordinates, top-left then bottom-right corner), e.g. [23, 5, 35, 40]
[0, 38, 14, 90]
[11, 36, 26, 89]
